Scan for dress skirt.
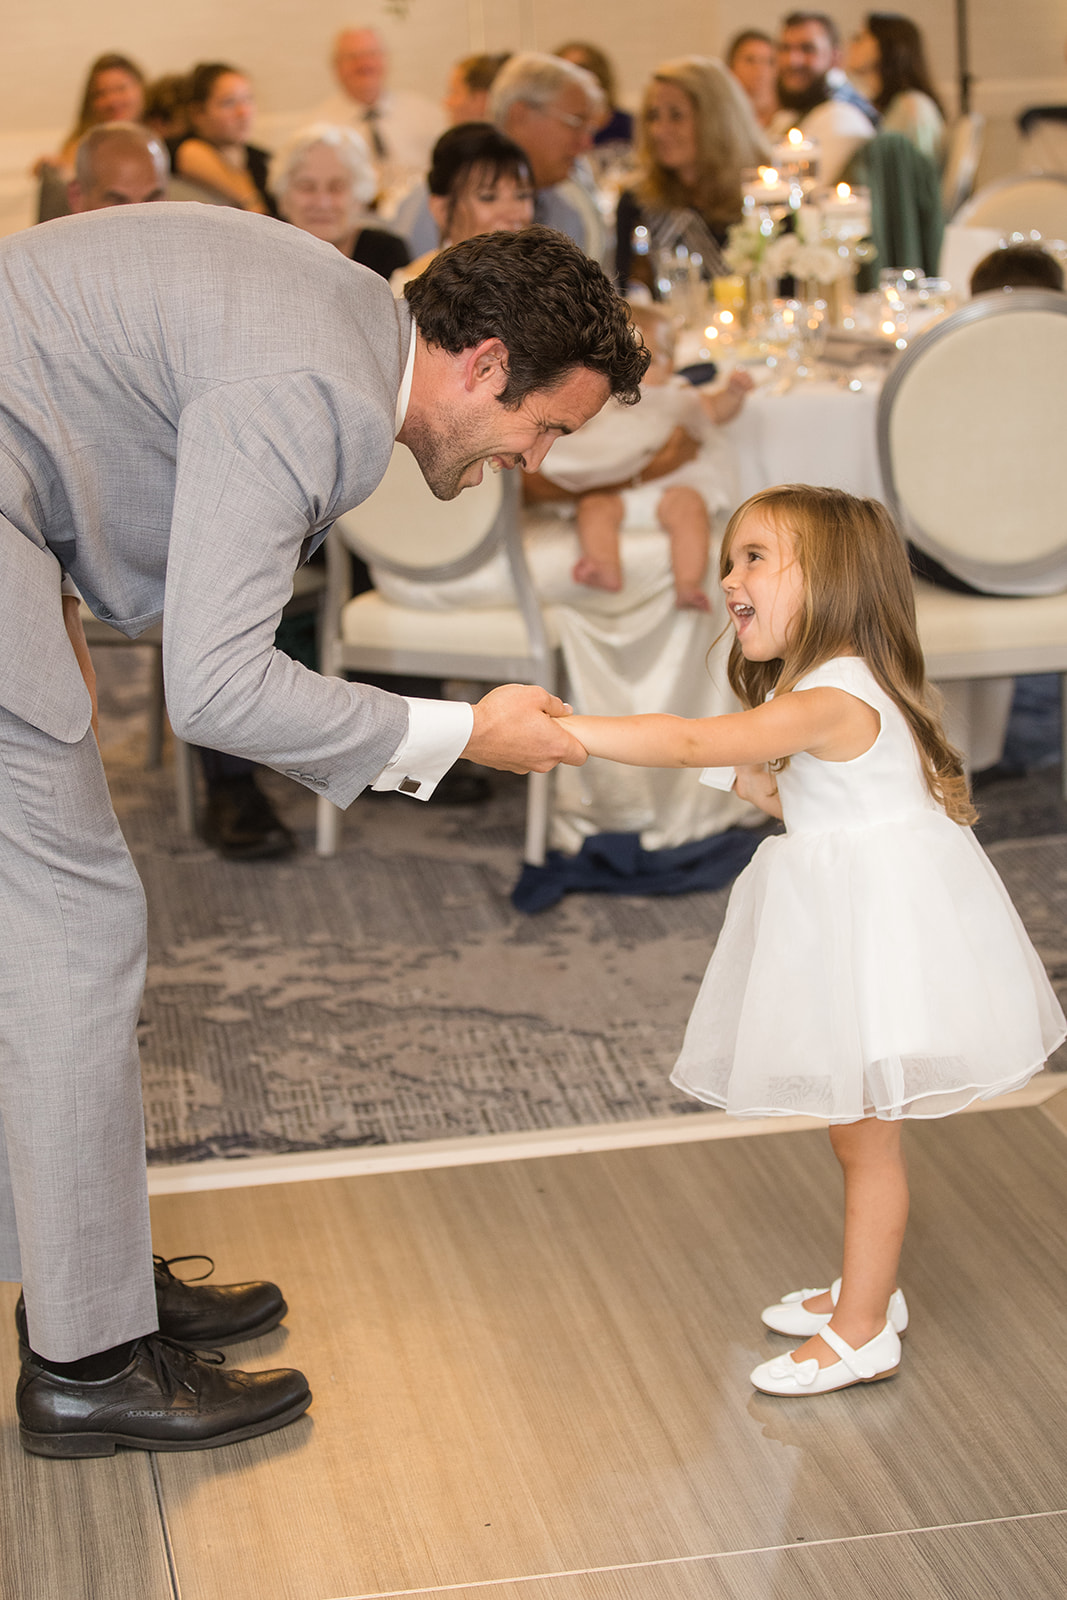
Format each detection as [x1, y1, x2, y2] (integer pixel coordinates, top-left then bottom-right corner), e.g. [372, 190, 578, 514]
[670, 812, 1065, 1122]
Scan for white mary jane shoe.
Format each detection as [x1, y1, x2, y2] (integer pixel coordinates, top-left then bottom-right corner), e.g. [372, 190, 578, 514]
[760, 1278, 909, 1338]
[750, 1320, 902, 1397]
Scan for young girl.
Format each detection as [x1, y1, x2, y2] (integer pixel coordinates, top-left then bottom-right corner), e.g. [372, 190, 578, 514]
[560, 484, 1066, 1396]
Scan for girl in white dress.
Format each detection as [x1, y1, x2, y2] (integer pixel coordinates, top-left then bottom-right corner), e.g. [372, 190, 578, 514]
[560, 484, 1065, 1397]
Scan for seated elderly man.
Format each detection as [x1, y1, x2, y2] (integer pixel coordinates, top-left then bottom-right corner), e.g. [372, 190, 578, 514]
[316, 24, 443, 192]
[768, 10, 877, 184]
[397, 51, 603, 259]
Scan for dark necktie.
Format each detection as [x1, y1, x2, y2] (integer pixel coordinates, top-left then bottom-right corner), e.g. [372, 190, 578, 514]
[364, 107, 387, 161]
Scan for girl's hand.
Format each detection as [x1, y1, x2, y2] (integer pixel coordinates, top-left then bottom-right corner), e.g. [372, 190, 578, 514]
[733, 762, 782, 819]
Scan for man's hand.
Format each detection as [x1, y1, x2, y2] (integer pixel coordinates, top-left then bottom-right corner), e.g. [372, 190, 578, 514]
[61, 594, 99, 738]
[463, 684, 588, 773]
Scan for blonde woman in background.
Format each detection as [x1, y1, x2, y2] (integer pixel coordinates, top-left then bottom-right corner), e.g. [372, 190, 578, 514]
[615, 56, 770, 292]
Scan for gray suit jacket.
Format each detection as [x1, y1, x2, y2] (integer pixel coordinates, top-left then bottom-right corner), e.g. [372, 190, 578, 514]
[0, 205, 411, 806]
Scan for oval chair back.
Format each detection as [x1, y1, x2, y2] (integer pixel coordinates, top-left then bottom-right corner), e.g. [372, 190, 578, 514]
[953, 173, 1067, 239]
[878, 289, 1067, 596]
[334, 442, 507, 582]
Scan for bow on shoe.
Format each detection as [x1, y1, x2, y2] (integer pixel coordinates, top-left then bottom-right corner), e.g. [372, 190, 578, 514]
[766, 1351, 821, 1386]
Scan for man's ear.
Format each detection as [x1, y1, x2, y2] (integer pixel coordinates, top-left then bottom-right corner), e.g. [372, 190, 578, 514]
[463, 337, 509, 395]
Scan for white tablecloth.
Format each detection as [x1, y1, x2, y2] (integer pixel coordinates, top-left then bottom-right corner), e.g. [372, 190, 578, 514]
[723, 371, 885, 506]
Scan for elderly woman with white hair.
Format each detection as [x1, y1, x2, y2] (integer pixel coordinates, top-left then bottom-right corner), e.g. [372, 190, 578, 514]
[269, 123, 409, 278]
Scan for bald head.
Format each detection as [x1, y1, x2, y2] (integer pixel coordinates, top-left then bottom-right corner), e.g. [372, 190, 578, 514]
[69, 123, 169, 212]
[332, 26, 387, 108]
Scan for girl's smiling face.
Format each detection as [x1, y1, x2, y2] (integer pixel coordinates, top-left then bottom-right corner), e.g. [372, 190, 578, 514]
[722, 510, 806, 660]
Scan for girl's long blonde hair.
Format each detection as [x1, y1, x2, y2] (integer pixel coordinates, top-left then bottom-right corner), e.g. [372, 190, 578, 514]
[721, 485, 976, 824]
[634, 56, 770, 226]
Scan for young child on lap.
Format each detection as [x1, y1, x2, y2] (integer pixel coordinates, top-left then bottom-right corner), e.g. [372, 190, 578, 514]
[539, 303, 752, 610]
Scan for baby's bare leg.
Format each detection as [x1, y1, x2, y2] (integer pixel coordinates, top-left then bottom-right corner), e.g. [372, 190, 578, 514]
[658, 485, 711, 610]
[573, 491, 625, 591]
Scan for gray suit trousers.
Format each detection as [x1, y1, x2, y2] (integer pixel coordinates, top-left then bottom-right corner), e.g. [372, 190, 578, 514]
[0, 706, 157, 1360]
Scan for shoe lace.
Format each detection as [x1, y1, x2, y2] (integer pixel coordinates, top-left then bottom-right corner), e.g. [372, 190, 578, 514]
[153, 1252, 215, 1285]
[139, 1333, 226, 1397]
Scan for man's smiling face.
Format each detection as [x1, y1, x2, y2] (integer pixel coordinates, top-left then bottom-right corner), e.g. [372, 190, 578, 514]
[403, 354, 611, 501]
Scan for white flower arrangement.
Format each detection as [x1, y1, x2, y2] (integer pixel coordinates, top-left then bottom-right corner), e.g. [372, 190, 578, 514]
[765, 233, 853, 284]
[726, 211, 854, 285]
[723, 214, 780, 275]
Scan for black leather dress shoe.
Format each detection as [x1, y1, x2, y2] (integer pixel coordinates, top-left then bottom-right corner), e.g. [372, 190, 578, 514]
[17, 1336, 311, 1457]
[200, 774, 296, 861]
[15, 1254, 288, 1352]
[151, 1254, 288, 1346]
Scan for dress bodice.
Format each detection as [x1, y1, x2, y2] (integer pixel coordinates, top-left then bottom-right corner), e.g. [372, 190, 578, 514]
[774, 657, 941, 835]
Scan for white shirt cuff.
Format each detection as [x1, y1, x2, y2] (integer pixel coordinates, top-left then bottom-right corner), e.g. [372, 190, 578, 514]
[699, 766, 736, 792]
[371, 697, 475, 799]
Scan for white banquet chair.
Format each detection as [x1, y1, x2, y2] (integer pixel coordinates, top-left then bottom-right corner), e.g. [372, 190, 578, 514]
[78, 609, 198, 835]
[80, 559, 327, 837]
[877, 289, 1067, 784]
[953, 172, 1067, 240]
[940, 113, 985, 220]
[315, 446, 560, 864]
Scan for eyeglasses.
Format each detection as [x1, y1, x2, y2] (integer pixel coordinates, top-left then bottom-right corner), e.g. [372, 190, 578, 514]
[530, 104, 596, 133]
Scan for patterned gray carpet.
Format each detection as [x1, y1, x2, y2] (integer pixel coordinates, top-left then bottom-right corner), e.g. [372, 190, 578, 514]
[94, 649, 1067, 1165]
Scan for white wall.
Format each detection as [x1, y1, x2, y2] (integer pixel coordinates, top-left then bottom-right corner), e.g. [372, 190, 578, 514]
[2, 1, 1064, 233]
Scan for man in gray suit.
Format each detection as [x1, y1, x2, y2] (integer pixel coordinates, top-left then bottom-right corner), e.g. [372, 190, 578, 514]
[0, 210, 647, 1457]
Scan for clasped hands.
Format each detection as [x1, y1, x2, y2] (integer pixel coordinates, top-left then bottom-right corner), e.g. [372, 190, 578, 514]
[462, 683, 589, 774]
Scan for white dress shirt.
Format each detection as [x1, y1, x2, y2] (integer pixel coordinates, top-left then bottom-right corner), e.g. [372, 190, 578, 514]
[370, 330, 474, 797]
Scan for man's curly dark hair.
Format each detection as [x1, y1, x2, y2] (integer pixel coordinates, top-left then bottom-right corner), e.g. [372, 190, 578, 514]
[404, 226, 650, 407]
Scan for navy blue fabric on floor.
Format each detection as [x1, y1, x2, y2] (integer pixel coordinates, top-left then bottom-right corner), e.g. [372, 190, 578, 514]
[511, 828, 763, 913]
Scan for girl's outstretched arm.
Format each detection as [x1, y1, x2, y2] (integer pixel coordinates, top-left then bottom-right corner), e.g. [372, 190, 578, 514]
[560, 687, 879, 769]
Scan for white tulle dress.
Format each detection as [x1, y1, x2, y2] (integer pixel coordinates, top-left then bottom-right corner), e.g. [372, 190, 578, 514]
[671, 657, 1066, 1121]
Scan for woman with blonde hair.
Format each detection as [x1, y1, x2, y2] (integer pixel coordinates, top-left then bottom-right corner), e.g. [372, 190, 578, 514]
[616, 56, 770, 291]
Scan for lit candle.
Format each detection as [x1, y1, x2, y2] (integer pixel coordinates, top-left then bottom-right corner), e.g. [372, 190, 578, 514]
[744, 164, 793, 205]
[819, 183, 870, 241]
[772, 131, 819, 179]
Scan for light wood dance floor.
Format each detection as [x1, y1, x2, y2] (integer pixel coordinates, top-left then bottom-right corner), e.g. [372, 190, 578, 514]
[1, 1089, 1065, 1600]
